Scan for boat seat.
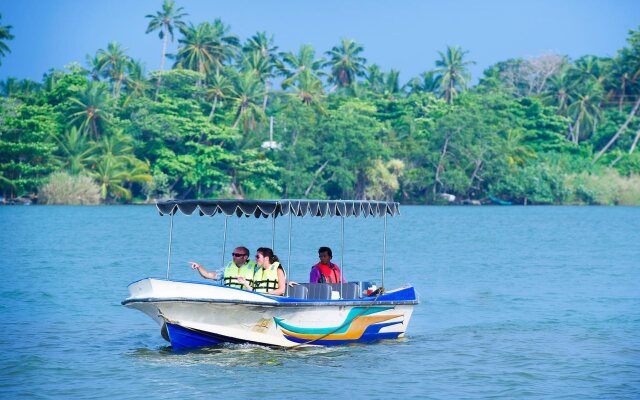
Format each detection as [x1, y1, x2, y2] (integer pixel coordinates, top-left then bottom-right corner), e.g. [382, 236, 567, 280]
[289, 284, 309, 299]
[304, 283, 332, 300]
[329, 283, 361, 299]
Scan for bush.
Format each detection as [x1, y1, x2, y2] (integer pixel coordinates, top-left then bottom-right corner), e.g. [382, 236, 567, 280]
[39, 172, 101, 205]
[565, 170, 640, 205]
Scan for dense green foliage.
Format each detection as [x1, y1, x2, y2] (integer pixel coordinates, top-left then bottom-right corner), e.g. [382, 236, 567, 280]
[1, 2, 640, 204]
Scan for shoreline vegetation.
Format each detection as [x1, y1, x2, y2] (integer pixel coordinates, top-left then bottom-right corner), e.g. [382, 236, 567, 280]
[1, 2, 640, 206]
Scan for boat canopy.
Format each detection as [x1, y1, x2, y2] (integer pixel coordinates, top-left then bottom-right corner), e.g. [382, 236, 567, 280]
[156, 199, 400, 218]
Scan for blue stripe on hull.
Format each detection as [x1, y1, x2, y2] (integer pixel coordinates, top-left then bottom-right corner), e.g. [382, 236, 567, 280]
[165, 323, 273, 351]
[165, 323, 226, 350]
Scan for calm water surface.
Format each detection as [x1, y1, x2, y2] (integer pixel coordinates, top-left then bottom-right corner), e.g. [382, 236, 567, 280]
[1, 205, 638, 399]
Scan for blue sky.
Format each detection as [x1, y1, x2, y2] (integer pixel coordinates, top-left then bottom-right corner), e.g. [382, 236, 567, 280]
[1, 0, 638, 84]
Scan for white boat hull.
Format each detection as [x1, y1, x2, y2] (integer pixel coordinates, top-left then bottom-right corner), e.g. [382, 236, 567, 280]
[123, 278, 418, 350]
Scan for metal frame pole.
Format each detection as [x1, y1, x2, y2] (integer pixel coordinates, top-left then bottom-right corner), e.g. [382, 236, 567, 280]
[382, 212, 387, 289]
[340, 216, 345, 295]
[166, 211, 174, 279]
[272, 216, 276, 251]
[286, 211, 292, 296]
[221, 216, 228, 268]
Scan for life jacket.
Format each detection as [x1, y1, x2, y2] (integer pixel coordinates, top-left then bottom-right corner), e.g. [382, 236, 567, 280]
[315, 262, 341, 284]
[252, 262, 284, 294]
[223, 260, 257, 289]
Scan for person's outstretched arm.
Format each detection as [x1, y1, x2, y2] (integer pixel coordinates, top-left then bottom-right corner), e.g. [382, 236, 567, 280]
[190, 262, 219, 280]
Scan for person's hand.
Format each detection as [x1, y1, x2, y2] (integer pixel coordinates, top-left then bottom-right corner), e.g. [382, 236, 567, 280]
[288, 281, 299, 287]
[237, 276, 246, 284]
[189, 262, 201, 270]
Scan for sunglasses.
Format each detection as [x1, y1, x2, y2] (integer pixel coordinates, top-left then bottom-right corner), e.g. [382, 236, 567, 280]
[232, 253, 248, 257]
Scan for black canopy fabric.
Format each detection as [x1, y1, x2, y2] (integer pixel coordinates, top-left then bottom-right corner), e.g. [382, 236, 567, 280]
[156, 199, 400, 218]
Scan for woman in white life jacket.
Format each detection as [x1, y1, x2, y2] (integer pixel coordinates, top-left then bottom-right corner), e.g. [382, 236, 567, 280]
[238, 247, 286, 296]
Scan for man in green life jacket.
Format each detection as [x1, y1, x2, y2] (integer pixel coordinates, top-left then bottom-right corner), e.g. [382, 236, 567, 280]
[190, 246, 257, 290]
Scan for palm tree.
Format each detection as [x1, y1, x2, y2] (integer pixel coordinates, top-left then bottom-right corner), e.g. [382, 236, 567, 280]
[123, 59, 151, 104]
[279, 44, 325, 89]
[365, 64, 385, 93]
[566, 79, 603, 144]
[0, 77, 17, 97]
[501, 129, 536, 167]
[174, 22, 217, 85]
[384, 69, 401, 97]
[242, 32, 279, 111]
[89, 131, 151, 201]
[89, 156, 132, 201]
[53, 127, 95, 174]
[145, 0, 187, 97]
[0, 14, 14, 65]
[67, 81, 114, 139]
[289, 70, 325, 109]
[240, 50, 278, 111]
[85, 54, 102, 81]
[405, 70, 441, 94]
[230, 71, 266, 132]
[324, 39, 367, 89]
[572, 55, 608, 84]
[543, 70, 576, 114]
[243, 31, 278, 61]
[208, 19, 240, 75]
[97, 42, 130, 98]
[434, 46, 475, 104]
[206, 71, 233, 121]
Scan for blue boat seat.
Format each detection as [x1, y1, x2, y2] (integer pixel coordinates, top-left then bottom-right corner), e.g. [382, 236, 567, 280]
[304, 283, 332, 300]
[329, 283, 361, 299]
[289, 284, 309, 299]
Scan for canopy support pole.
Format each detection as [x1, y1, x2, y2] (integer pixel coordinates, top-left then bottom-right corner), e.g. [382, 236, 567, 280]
[286, 211, 292, 296]
[166, 211, 174, 279]
[382, 212, 387, 289]
[341, 216, 345, 296]
[221, 216, 228, 268]
[272, 217, 276, 251]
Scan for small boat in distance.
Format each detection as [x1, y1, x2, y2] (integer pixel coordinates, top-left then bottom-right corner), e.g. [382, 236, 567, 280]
[122, 199, 419, 350]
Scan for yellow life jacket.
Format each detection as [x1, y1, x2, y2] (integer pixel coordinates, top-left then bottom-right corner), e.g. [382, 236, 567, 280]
[252, 262, 284, 294]
[223, 260, 257, 289]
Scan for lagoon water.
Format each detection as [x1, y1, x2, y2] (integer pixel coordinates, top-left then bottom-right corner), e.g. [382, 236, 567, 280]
[0, 205, 639, 399]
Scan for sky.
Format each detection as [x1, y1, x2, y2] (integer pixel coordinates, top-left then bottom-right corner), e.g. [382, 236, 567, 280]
[1, 0, 639, 84]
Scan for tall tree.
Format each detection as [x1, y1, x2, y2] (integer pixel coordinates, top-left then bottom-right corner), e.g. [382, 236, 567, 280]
[67, 81, 115, 139]
[324, 39, 367, 89]
[240, 50, 277, 111]
[174, 22, 217, 85]
[0, 14, 14, 65]
[434, 46, 475, 104]
[289, 70, 325, 109]
[96, 42, 130, 98]
[230, 71, 266, 133]
[123, 59, 151, 104]
[145, 0, 188, 98]
[406, 70, 441, 94]
[279, 44, 325, 89]
[566, 79, 603, 144]
[242, 32, 278, 111]
[208, 19, 240, 75]
[206, 70, 233, 121]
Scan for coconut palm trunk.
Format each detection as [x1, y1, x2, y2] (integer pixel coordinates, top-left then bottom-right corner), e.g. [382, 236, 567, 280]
[593, 96, 640, 163]
[154, 28, 169, 99]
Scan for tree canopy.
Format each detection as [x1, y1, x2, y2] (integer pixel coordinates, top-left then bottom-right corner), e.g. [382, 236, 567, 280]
[1, 5, 639, 205]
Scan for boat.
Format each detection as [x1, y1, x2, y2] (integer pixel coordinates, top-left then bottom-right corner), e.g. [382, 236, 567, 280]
[488, 195, 513, 205]
[122, 199, 419, 350]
